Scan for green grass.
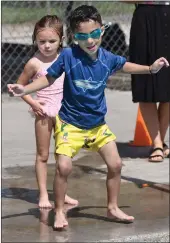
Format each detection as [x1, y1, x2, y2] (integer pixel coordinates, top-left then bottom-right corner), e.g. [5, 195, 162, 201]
[2, 7, 63, 24]
[92, 2, 135, 15]
[2, 2, 135, 24]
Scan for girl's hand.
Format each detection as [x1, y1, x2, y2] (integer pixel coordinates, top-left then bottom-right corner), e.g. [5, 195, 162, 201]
[7, 84, 25, 96]
[150, 57, 169, 74]
[31, 100, 46, 117]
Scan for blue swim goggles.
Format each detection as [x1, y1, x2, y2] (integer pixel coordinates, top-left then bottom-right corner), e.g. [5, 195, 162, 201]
[74, 28, 103, 41]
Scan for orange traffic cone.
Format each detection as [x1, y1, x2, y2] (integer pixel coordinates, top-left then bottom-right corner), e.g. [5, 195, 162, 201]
[130, 106, 152, 146]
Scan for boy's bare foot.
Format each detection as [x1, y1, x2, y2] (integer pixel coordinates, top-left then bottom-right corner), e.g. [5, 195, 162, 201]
[65, 194, 79, 205]
[39, 195, 53, 209]
[64, 203, 79, 214]
[107, 207, 134, 223]
[54, 211, 68, 229]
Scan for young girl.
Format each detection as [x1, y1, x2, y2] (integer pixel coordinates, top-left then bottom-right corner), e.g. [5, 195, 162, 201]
[17, 15, 78, 208]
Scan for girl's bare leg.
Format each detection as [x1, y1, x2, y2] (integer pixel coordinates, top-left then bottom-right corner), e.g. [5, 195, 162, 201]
[35, 117, 79, 208]
[35, 116, 53, 208]
[99, 141, 134, 222]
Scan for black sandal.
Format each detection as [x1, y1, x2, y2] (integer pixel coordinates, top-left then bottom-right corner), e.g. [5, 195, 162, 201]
[148, 147, 164, 163]
[163, 143, 170, 158]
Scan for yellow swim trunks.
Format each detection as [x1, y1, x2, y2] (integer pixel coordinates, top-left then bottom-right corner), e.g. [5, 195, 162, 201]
[54, 116, 116, 158]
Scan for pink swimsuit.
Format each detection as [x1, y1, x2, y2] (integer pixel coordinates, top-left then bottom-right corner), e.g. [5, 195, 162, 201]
[29, 58, 64, 118]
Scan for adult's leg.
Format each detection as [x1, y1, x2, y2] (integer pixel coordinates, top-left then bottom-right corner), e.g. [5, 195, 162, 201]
[98, 141, 134, 222]
[139, 102, 164, 162]
[158, 102, 170, 157]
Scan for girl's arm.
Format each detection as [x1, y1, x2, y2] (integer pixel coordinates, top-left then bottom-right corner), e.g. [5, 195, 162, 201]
[17, 59, 39, 106]
[122, 57, 169, 74]
[16, 59, 48, 116]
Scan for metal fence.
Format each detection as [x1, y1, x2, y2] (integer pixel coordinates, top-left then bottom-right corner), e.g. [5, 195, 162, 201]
[2, 1, 135, 92]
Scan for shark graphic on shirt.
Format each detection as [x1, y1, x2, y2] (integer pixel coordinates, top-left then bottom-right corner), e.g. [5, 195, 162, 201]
[73, 77, 107, 92]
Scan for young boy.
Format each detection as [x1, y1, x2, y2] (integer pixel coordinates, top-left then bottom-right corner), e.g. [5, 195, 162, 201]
[8, 5, 169, 229]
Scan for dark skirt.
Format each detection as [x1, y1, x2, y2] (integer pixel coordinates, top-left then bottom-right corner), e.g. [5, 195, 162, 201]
[129, 5, 170, 102]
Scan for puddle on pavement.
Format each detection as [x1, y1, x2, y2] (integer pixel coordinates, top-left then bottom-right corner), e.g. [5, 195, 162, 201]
[2, 153, 169, 242]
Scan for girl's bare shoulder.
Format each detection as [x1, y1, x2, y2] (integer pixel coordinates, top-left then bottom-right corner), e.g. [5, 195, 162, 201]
[25, 56, 42, 73]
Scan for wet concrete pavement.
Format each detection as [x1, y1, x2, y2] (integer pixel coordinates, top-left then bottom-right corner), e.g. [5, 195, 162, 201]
[2, 156, 169, 242]
[2, 91, 169, 242]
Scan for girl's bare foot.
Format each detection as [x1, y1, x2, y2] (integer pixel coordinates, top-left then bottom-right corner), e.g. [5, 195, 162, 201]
[54, 211, 68, 229]
[65, 194, 79, 205]
[39, 194, 53, 209]
[107, 207, 134, 223]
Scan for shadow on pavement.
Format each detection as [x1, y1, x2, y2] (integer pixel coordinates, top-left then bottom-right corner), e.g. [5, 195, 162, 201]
[1, 187, 53, 205]
[2, 205, 132, 225]
[74, 163, 170, 193]
[116, 142, 152, 158]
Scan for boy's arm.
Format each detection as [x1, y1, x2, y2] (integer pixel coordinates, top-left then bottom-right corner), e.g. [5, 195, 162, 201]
[8, 75, 54, 97]
[122, 57, 169, 74]
[122, 62, 150, 74]
[24, 75, 54, 95]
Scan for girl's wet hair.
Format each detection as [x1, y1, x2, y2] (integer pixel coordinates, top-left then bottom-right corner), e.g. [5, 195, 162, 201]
[69, 5, 102, 33]
[32, 15, 63, 54]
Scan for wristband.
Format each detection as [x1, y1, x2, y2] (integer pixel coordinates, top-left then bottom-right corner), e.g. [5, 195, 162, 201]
[149, 65, 153, 74]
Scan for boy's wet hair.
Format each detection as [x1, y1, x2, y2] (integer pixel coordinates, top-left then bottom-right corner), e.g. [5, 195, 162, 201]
[32, 15, 63, 53]
[69, 5, 102, 32]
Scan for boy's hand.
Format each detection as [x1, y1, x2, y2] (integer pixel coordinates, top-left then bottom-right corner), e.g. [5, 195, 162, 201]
[31, 100, 46, 117]
[7, 84, 25, 97]
[150, 57, 169, 74]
